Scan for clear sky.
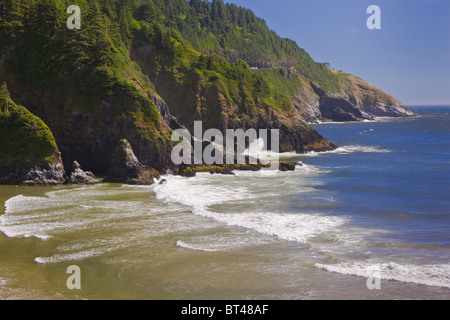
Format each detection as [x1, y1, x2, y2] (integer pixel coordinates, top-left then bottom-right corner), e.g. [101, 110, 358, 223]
[225, 0, 450, 105]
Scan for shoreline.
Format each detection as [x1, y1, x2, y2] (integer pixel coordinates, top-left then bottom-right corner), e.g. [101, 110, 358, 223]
[0, 113, 423, 187]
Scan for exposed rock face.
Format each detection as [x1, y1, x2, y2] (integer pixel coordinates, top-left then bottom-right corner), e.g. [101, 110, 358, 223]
[150, 93, 183, 130]
[131, 45, 339, 157]
[319, 97, 367, 122]
[104, 139, 160, 185]
[0, 151, 66, 186]
[291, 73, 414, 123]
[39, 98, 175, 177]
[359, 101, 414, 118]
[66, 161, 99, 185]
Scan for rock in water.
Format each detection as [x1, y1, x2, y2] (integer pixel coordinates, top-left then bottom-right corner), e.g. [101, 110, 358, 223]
[104, 139, 160, 185]
[66, 161, 99, 185]
[279, 162, 297, 172]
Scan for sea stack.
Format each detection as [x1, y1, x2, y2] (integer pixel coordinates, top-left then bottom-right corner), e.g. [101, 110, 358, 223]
[104, 139, 160, 185]
[66, 161, 99, 185]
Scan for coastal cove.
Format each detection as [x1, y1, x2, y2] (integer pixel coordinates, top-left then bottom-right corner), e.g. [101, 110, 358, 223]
[0, 106, 449, 300]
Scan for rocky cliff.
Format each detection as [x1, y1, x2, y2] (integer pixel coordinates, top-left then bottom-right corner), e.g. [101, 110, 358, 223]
[257, 68, 413, 123]
[0, 0, 413, 183]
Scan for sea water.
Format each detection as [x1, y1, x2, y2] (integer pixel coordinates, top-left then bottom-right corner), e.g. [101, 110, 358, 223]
[0, 106, 449, 299]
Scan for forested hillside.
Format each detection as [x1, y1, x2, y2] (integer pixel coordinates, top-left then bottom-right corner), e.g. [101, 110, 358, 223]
[0, 0, 411, 183]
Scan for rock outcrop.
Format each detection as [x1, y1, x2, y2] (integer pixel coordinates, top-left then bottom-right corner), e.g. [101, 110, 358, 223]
[0, 151, 66, 186]
[104, 139, 160, 185]
[292, 73, 414, 123]
[175, 162, 273, 177]
[66, 161, 99, 185]
[279, 162, 297, 172]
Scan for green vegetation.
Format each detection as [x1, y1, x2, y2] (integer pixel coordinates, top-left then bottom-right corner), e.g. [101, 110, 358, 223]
[0, 0, 160, 125]
[0, 0, 344, 125]
[255, 68, 304, 97]
[1, 0, 374, 173]
[0, 83, 58, 168]
[149, 0, 341, 92]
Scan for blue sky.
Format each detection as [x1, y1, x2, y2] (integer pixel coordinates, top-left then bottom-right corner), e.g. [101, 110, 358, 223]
[225, 0, 450, 105]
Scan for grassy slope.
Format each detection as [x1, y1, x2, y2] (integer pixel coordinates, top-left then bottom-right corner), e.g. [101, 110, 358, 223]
[333, 70, 400, 105]
[0, 85, 58, 168]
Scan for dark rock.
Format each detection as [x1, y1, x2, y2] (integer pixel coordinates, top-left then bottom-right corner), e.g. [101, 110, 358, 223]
[177, 164, 236, 177]
[0, 151, 67, 186]
[159, 179, 167, 185]
[104, 139, 160, 185]
[229, 164, 262, 172]
[279, 162, 297, 172]
[178, 164, 197, 177]
[150, 94, 183, 130]
[319, 97, 365, 122]
[66, 161, 99, 185]
[209, 166, 235, 175]
[176, 162, 273, 177]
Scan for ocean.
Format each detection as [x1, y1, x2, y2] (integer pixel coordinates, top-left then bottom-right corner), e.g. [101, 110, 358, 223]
[0, 106, 449, 300]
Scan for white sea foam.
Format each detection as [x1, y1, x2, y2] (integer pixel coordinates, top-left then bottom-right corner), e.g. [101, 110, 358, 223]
[301, 145, 390, 157]
[4, 195, 55, 214]
[35, 249, 105, 264]
[243, 139, 391, 161]
[0, 188, 165, 240]
[335, 145, 391, 153]
[34, 239, 130, 264]
[310, 117, 396, 125]
[315, 261, 450, 289]
[0, 196, 57, 239]
[176, 240, 221, 252]
[242, 137, 301, 162]
[154, 175, 347, 244]
[295, 163, 329, 175]
[0, 277, 7, 286]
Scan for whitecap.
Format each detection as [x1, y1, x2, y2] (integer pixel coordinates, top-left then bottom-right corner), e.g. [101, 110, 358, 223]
[176, 240, 221, 252]
[315, 260, 450, 289]
[34, 249, 103, 264]
[301, 145, 391, 156]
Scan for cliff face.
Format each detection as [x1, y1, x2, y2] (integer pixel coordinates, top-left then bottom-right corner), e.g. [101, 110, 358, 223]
[267, 70, 413, 123]
[2, 81, 175, 176]
[0, 0, 412, 181]
[337, 72, 414, 119]
[131, 43, 336, 154]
